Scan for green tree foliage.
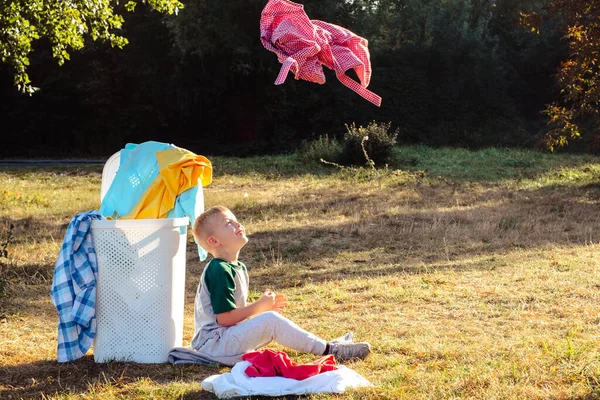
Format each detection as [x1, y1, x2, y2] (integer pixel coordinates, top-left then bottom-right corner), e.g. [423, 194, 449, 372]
[74, 5, 178, 152]
[0, 0, 572, 156]
[353, 0, 545, 146]
[163, 0, 363, 154]
[523, 0, 600, 151]
[0, 0, 183, 94]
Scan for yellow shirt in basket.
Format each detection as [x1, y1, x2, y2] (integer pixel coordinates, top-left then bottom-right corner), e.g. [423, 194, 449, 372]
[123, 147, 212, 220]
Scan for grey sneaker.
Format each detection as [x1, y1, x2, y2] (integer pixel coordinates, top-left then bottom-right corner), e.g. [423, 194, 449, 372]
[328, 342, 371, 361]
[330, 332, 354, 344]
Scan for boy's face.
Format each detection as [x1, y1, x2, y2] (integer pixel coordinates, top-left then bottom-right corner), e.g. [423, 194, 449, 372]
[208, 210, 248, 250]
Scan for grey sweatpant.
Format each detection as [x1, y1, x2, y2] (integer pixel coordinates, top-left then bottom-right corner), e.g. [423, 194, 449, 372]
[194, 311, 327, 366]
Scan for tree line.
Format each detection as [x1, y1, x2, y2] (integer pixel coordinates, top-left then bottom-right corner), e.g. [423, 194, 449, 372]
[1, 0, 597, 158]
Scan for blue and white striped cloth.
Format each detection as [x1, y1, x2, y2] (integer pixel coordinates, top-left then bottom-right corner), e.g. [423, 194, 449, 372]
[50, 210, 104, 362]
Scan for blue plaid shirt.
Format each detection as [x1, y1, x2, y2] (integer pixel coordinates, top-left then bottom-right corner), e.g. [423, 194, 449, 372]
[50, 210, 104, 362]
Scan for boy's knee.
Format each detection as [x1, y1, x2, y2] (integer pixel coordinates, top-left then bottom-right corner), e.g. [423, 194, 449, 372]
[257, 311, 287, 328]
[261, 310, 284, 321]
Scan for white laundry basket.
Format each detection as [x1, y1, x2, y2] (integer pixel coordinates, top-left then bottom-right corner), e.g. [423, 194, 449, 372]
[91, 217, 188, 363]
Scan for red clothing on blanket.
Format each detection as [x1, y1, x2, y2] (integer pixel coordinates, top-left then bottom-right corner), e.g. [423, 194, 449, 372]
[260, 0, 382, 107]
[242, 349, 338, 380]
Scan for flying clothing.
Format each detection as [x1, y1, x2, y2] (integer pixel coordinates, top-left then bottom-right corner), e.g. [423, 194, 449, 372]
[260, 0, 382, 106]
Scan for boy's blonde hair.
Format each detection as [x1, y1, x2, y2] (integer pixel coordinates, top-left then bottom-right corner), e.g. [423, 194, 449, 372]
[192, 205, 230, 252]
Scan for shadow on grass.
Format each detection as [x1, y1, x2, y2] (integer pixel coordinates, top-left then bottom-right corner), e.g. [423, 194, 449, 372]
[231, 182, 600, 288]
[0, 356, 220, 399]
[0, 357, 325, 399]
[0, 216, 74, 247]
[2, 175, 599, 301]
[181, 391, 317, 400]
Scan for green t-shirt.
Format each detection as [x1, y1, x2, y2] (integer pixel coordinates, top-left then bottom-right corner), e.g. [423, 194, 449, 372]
[204, 258, 248, 314]
[192, 258, 249, 344]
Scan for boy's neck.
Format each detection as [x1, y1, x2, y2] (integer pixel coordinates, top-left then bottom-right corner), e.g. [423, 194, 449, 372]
[211, 248, 241, 264]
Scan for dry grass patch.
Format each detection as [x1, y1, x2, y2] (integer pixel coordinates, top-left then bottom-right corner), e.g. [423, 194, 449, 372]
[1, 149, 600, 399]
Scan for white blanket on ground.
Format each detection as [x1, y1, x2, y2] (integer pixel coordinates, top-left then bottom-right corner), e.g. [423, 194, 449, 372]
[201, 360, 373, 398]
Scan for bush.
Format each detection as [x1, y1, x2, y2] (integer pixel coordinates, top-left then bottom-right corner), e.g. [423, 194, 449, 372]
[297, 134, 343, 164]
[340, 121, 398, 167]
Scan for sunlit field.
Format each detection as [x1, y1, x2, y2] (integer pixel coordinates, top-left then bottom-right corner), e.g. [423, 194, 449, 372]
[1, 146, 600, 399]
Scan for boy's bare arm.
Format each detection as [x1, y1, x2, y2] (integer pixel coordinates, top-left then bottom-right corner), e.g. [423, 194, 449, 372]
[216, 289, 287, 327]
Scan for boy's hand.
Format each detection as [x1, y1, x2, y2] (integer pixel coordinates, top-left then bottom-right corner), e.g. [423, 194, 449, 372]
[273, 291, 287, 313]
[259, 289, 288, 313]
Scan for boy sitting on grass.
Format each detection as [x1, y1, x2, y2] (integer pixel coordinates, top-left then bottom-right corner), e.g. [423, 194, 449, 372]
[189, 205, 371, 366]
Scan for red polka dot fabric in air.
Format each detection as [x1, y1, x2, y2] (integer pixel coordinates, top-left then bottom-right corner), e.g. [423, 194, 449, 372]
[260, 0, 382, 107]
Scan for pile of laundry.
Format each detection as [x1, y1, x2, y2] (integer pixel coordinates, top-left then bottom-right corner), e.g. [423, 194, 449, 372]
[49, 141, 212, 362]
[201, 349, 373, 398]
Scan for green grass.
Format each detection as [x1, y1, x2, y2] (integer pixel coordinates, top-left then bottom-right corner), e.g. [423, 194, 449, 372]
[1, 146, 600, 399]
[392, 146, 600, 183]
